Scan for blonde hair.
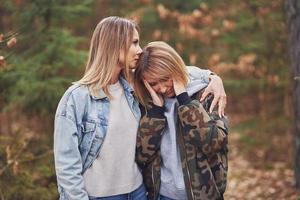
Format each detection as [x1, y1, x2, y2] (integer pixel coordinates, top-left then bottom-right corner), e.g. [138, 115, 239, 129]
[134, 41, 188, 107]
[76, 16, 138, 98]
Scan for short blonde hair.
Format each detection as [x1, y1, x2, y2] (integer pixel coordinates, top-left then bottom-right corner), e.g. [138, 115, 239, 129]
[134, 41, 188, 107]
[76, 16, 139, 98]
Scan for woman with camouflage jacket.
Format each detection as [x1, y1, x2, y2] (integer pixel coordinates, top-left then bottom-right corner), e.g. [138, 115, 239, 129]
[133, 41, 229, 200]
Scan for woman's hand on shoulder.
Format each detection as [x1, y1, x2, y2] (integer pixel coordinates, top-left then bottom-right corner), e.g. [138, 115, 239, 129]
[200, 74, 227, 118]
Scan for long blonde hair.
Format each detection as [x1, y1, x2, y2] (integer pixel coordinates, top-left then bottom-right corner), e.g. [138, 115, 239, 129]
[77, 16, 138, 98]
[134, 41, 188, 107]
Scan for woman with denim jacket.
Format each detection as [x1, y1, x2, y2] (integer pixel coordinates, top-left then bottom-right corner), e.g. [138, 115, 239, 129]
[54, 17, 226, 200]
[134, 41, 229, 200]
[54, 16, 146, 200]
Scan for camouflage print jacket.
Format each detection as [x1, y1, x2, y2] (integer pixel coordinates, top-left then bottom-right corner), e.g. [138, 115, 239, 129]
[136, 91, 229, 200]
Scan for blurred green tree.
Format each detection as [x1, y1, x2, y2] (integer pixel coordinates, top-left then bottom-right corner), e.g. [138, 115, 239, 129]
[0, 0, 93, 116]
[0, 0, 93, 199]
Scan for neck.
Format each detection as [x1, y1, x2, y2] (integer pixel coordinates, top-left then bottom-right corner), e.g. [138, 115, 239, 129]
[109, 65, 122, 84]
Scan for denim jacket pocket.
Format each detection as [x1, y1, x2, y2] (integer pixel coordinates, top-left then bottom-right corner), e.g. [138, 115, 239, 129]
[79, 121, 96, 163]
[79, 121, 96, 147]
[81, 121, 106, 171]
[82, 121, 96, 133]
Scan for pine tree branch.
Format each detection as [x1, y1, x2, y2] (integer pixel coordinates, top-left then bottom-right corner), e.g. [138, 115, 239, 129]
[0, 139, 30, 176]
[0, 33, 18, 47]
[19, 149, 53, 163]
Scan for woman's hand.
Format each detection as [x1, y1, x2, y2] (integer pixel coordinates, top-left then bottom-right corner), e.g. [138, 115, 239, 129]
[143, 80, 164, 107]
[172, 78, 186, 96]
[200, 74, 227, 118]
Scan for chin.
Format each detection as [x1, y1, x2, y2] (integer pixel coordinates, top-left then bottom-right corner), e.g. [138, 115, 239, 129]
[166, 93, 176, 98]
[129, 64, 137, 70]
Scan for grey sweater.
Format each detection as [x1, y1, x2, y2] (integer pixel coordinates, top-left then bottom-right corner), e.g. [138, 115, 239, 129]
[83, 81, 142, 197]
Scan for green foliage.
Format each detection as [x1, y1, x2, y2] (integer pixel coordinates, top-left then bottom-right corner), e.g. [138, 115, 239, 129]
[0, 0, 92, 115]
[0, 132, 57, 200]
[0, 1, 93, 199]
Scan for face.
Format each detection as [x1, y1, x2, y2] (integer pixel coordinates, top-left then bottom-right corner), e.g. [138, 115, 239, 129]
[119, 28, 142, 69]
[144, 75, 176, 98]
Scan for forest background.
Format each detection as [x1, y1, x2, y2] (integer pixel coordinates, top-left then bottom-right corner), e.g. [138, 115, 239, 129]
[0, 0, 299, 199]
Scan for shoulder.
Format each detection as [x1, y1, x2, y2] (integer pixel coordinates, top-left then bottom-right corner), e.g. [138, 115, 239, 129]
[186, 65, 210, 76]
[62, 84, 90, 102]
[187, 65, 211, 81]
[56, 84, 90, 117]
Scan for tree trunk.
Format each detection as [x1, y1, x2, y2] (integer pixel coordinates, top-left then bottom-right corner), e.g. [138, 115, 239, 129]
[286, 0, 300, 188]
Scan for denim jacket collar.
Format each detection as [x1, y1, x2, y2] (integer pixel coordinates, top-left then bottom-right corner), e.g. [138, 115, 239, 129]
[90, 76, 134, 100]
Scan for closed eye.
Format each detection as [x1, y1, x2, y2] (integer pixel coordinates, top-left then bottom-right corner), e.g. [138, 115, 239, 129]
[148, 82, 158, 87]
[133, 39, 139, 45]
[159, 78, 169, 82]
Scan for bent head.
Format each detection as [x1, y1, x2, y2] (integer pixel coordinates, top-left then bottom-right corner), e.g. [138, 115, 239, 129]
[134, 41, 188, 106]
[119, 28, 142, 70]
[78, 16, 142, 97]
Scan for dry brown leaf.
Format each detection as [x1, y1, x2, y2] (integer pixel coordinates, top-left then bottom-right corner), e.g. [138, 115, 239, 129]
[208, 53, 221, 66]
[7, 37, 17, 48]
[201, 15, 213, 26]
[192, 9, 203, 18]
[157, 4, 169, 19]
[0, 56, 5, 67]
[189, 53, 197, 65]
[13, 161, 19, 176]
[6, 146, 13, 165]
[175, 42, 184, 53]
[211, 29, 220, 37]
[199, 3, 209, 12]
[223, 19, 236, 32]
[152, 30, 162, 40]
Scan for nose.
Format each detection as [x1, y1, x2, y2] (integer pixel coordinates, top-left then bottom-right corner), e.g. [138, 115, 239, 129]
[137, 45, 142, 55]
[157, 84, 167, 94]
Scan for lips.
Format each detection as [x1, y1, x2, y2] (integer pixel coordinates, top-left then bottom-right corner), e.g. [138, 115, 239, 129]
[165, 90, 175, 98]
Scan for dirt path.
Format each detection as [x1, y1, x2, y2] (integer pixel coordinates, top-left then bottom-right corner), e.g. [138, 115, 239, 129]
[224, 132, 299, 200]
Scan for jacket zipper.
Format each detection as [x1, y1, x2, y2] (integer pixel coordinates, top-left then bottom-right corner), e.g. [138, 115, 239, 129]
[151, 163, 156, 199]
[180, 125, 195, 200]
[184, 156, 195, 200]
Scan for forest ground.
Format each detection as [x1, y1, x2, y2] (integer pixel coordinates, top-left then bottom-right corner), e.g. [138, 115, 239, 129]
[224, 113, 300, 200]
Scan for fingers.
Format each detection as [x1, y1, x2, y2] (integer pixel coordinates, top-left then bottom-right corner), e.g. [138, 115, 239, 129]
[209, 94, 219, 113]
[200, 88, 210, 101]
[217, 95, 227, 117]
[218, 102, 224, 118]
[143, 79, 163, 106]
[143, 80, 155, 95]
[204, 74, 227, 116]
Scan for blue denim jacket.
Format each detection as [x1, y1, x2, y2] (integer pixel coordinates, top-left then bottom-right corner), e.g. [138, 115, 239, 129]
[54, 77, 141, 200]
